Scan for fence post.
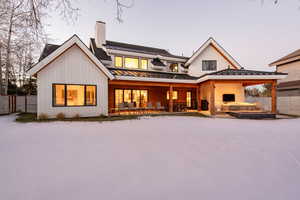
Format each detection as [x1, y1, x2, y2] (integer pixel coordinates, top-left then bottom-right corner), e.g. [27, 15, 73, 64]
[25, 95, 27, 113]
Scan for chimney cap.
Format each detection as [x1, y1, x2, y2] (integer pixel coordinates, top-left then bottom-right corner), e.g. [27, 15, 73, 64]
[96, 20, 106, 24]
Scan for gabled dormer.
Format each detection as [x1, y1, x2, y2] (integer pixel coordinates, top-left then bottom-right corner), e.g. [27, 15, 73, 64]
[185, 37, 242, 77]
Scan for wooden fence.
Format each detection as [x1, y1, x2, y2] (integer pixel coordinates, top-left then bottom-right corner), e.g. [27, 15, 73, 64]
[0, 95, 37, 115]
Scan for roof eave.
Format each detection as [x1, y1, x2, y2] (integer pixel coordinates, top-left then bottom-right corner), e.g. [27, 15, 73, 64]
[269, 55, 300, 67]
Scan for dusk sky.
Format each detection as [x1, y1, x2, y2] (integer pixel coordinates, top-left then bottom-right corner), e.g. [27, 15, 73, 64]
[45, 0, 300, 71]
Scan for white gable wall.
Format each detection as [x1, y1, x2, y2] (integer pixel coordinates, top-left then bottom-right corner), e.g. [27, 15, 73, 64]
[37, 45, 108, 118]
[188, 45, 234, 77]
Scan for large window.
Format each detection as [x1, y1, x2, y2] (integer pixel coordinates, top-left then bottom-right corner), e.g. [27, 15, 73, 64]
[53, 84, 96, 106]
[170, 63, 179, 72]
[115, 89, 148, 107]
[114, 55, 148, 70]
[125, 57, 139, 69]
[166, 91, 178, 100]
[115, 56, 123, 68]
[202, 60, 217, 71]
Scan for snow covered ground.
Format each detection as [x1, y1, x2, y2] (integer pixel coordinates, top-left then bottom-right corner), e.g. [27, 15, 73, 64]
[1, 115, 300, 200]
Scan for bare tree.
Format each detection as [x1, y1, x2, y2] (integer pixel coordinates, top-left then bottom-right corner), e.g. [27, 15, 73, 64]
[0, 0, 133, 95]
[115, 0, 134, 22]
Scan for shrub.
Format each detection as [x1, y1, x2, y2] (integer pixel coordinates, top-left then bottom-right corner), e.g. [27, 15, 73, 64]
[38, 113, 48, 120]
[56, 112, 65, 120]
[73, 113, 80, 119]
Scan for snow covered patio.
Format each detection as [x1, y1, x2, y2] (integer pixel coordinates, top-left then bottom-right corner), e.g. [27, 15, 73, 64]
[1, 115, 300, 200]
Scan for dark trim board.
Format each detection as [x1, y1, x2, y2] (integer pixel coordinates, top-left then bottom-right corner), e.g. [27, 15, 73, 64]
[227, 112, 276, 119]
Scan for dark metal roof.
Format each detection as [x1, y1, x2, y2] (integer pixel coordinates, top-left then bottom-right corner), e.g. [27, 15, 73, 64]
[151, 58, 166, 67]
[90, 38, 112, 61]
[270, 49, 300, 65]
[204, 68, 287, 77]
[104, 40, 188, 59]
[108, 68, 198, 80]
[39, 44, 60, 61]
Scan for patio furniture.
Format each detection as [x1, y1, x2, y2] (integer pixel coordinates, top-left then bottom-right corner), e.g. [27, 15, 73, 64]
[128, 102, 138, 114]
[145, 102, 154, 113]
[118, 103, 128, 114]
[156, 102, 165, 111]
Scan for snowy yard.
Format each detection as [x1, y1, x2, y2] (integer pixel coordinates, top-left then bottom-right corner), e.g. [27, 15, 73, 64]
[1, 115, 300, 200]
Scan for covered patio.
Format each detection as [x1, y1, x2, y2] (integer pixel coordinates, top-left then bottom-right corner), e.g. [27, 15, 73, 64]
[197, 79, 278, 116]
[108, 80, 198, 115]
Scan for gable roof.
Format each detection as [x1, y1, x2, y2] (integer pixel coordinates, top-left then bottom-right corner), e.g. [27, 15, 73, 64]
[204, 68, 286, 76]
[39, 44, 61, 62]
[269, 49, 300, 66]
[27, 35, 114, 79]
[90, 38, 112, 61]
[104, 40, 188, 59]
[185, 37, 242, 69]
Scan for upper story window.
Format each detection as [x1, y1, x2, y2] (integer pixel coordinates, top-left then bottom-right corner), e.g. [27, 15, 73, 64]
[170, 63, 179, 72]
[115, 56, 123, 68]
[141, 59, 148, 70]
[114, 55, 148, 70]
[202, 60, 217, 71]
[125, 57, 139, 69]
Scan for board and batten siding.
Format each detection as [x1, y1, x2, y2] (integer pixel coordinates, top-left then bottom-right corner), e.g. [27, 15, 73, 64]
[188, 45, 235, 77]
[37, 45, 108, 118]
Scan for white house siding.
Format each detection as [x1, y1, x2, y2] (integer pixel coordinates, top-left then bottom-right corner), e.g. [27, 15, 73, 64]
[214, 83, 245, 111]
[37, 45, 108, 118]
[188, 45, 234, 77]
[277, 60, 300, 83]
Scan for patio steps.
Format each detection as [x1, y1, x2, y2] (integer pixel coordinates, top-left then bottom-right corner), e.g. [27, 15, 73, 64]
[227, 112, 276, 119]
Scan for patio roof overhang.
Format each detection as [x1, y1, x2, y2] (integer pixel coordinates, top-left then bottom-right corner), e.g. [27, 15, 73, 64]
[109, 68, 287, 85]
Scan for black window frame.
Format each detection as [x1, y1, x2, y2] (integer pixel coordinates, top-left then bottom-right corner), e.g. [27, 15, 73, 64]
[202, 60, 217, 71]
[52, 84, 97, 107]
[114, 88, 149, 107]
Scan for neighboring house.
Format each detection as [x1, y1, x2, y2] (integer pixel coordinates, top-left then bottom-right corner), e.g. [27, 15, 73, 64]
[270, 49, 300, 116]
[28, 21, 286, 118]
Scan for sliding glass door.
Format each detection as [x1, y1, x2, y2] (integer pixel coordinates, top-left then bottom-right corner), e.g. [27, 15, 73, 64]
[115, 89, 148, 107]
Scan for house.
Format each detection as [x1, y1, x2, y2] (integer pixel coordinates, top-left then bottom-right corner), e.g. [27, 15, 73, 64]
[28, 21, 287, 118]
[270, 49, 300, 116]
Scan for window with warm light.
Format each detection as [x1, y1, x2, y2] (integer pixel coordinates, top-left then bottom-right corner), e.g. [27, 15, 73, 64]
[86, 86, 96, 105]
[170, 63, 179, 72]
[141, 59, 148, 70]
[166, 91, 178, 100]
[115, 56, 123, 68]
[53, 84, 65, 106]
[186, 91, 191, 107]
[114, 89, 148, 107]
[53, 84, 96, 107]
[125, 57, 139, 69]
[67, 85, 85, 106]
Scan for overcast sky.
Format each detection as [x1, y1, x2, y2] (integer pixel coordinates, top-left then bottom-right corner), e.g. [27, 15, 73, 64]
[45, 0, 300, 71]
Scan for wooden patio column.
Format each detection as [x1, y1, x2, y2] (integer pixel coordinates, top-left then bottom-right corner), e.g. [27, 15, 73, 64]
[210, 81, 215, 115]
[197, 84, 201, 111]
[169, 84, 173, 112]
[271, 80, 277, 114]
